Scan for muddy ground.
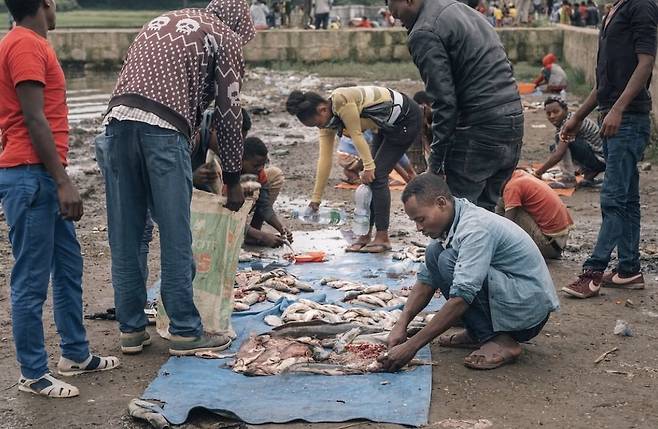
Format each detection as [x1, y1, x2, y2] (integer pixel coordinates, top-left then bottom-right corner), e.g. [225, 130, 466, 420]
[1, 70, 657, 429]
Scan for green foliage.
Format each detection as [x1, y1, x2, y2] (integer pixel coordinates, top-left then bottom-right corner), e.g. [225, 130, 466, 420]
[1, 0, 79, 13]
[58, 0, 81, 10]
[55, 9, 165, 28]
[76, 0, 206, 8]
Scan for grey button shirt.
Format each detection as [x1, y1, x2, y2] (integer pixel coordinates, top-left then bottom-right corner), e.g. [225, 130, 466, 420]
[418, 198, 560, 332]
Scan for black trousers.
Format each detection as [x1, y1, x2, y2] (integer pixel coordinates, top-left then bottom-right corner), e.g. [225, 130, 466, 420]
[367, 96, 422, 231]
[431, 112, 524, 211]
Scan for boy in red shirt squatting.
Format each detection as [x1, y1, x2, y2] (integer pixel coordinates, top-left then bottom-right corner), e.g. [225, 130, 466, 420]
[0, 0, 119, 398]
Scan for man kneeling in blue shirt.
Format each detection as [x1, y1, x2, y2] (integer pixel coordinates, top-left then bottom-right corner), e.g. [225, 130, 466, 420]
[379, 174, 560, 371]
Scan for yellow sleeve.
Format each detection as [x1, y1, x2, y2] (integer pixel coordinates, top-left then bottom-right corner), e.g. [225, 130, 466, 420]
[311, 128, 337, 203]
[335, 102, 376, 171]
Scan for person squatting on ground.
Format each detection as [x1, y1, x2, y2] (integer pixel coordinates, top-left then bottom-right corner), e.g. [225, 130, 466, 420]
[387, 0, 524, 211]
[195, 109, 291, 248]
[378, 174, 559, 371]
[533, 53, 568, 94]
[497, 170, 574, 259]
[0, 0, 119, 398]
[286, 86, 422, 253]
[534, 96, 605, 188]
[337, 130, 416, 185]
[562, 0, 658, 298]
[195, 110, 292, 248]
[97, 0, 256, 355]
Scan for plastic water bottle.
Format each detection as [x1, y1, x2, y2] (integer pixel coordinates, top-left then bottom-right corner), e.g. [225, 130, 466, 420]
[352, 185, 372, 236]
[291, 206, 346, 225]
[387, 259, 416, 279]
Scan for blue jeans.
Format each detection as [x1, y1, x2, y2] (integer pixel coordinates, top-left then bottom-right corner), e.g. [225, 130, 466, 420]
[98, 120, 202, 337]
[584, 113, 650, 274]
[95, 134, 155, 284]
[0, 166, 89, 378]
[424, 242, 548, 344]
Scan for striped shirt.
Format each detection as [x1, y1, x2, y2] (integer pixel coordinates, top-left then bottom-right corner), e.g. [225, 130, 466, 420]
[556, 112, 604, 161]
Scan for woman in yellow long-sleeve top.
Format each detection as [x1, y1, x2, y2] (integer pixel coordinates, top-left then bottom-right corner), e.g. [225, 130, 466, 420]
[286, 86, 422, 253]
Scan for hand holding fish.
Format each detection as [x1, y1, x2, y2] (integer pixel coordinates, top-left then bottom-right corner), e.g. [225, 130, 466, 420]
[387, 324, 407, 349]
[377, 342, 418, 373]
[282, 228, 294, 243]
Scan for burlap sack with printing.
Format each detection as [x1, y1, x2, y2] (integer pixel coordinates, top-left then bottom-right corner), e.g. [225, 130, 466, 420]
[156, 190, 252, 339]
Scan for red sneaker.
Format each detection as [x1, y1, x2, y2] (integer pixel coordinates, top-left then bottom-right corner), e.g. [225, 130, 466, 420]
[601, 269, 645, 290]
[561, 270, 603, 299]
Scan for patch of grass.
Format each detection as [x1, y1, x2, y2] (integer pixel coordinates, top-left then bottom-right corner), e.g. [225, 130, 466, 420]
[511, 61, 538, 82]
[55, 10, 165, 28]
[565, 67, 592, 98]
[267, 61, 422, 81]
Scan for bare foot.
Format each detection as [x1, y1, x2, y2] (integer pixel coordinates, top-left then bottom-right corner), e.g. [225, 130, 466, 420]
[361, 231, 391, 253]
[346, 234, 371, 252]
[463, 334, 522, 370]
[438, 329, 479, 349]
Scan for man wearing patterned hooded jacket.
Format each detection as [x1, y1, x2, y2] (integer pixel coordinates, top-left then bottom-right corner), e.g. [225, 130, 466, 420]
[97, 0, 256, 357]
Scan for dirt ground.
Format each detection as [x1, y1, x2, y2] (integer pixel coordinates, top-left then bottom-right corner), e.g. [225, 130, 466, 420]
[1, 70, 657, 429]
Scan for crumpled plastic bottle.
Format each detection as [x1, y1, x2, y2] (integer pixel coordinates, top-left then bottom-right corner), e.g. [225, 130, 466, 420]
[291, 206, 346, 225]
[352, 184, 372, 236]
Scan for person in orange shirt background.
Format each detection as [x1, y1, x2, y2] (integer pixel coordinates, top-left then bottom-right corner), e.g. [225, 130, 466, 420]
[497, 169, 574, 259]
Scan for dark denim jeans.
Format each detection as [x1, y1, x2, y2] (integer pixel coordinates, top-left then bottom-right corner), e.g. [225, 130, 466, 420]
[568, 137, 606, 174]
[424, 242, 548, 344]
[434, 113, 524, 211]
[314, 12, 329, 29]
[0, 166, 90, 378]
[368, 96, 422, 231]
[95, 134, 155, 284]
[98, 120, 202, 337]
[584, 113, 651, 275]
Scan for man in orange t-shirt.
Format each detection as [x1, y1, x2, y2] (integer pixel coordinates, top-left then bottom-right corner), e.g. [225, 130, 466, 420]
[497, 169, 574, 259]
[0, 0, 118, 399]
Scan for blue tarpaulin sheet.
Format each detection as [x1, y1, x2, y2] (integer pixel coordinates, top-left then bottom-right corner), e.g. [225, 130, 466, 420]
[141, 230, 440, 427]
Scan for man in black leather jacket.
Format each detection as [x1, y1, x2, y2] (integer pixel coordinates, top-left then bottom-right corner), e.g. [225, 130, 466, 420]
[388, 0, 524, 211]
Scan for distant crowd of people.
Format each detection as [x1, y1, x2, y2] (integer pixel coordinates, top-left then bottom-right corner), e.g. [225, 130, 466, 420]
[551, 0, 603, 27]
[468, 0, 605, 28]
[249, 0, 397, 30]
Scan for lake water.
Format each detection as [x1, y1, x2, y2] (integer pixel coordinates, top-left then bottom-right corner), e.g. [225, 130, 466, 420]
[66, 69, 118, 125]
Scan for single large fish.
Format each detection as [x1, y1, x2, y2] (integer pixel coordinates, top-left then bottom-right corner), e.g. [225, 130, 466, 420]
[271, 321, 383, 339]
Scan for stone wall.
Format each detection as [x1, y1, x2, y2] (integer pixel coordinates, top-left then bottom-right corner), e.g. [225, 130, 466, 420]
[0, 27, 565, 66]
[560, 24, 598, 85]
[6, 26, 656, 112]
[560, 24, 658, 115]
[243, 29, 412, 63]
[48, 29, 138, 65]
[497, 27, 563, 64]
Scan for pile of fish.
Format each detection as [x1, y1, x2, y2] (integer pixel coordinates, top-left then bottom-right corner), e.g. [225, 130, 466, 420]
[391, 245, 426, 263]
[321, 278, 408, 308]
[231, 323, 393, 376]
[263, 299, 400, 330]
[233, 269, 314, 312]
[263, 298, 434, 332]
